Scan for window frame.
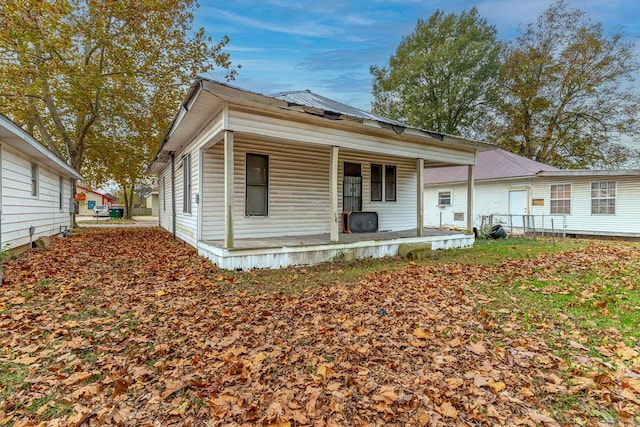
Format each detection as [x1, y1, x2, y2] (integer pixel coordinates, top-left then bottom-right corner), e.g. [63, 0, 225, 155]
[245, 153, 269, 217]
[370, 163, 397, 202]
[182, 154, 191, 214]
[384, 165, 397, 202]
[437, 190, 452, 206]
[162, 176, 166, 212]
[58, 176, 64, 210]
[31, 162, 39, 197]
[550, 184, 571, 215]
[590, 181, 616, 215]
[370, 164, 382, 202]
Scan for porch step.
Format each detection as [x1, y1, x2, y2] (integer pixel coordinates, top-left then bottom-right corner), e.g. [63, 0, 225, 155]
[398, 243, 433, 260]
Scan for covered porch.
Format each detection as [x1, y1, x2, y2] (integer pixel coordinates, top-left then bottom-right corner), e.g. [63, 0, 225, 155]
[198, 228, 473, 270]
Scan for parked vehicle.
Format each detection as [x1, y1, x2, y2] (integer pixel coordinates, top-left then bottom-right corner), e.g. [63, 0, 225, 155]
[93, 205, 110, 217]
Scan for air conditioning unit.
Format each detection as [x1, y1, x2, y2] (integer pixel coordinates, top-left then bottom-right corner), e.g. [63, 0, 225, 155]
[342, 211, 378, 233]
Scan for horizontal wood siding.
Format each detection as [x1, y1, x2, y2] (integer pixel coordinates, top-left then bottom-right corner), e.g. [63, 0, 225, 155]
[201, 143, 225, 240]
[531, 176, 640, 236]
[173, 150, 197, 246]
[1, 143, 72, 249]
[158, 166, 173, 232]
[229, 108, 476, 165]
[232, 138, 331, 239]
[424, 179, 531, 228]
[199, 141, 420, 240]
[339, 150, 417, 232]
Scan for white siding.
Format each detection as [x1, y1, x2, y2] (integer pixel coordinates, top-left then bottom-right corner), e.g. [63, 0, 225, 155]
[1, 143, 72, 250]
[195, 139, 420, 241]
[229, 107, 476, 165]
[158, 166, 174, 231]
[531, 176, 640, 236]
[172, 150, 198, 246]
[423, 179, 531, 228]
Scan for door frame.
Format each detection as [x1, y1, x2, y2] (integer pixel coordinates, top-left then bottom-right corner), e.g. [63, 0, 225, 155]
[508, 187, 530, 228]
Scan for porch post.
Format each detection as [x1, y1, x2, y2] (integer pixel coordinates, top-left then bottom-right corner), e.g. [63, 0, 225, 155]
[467, 164, 475, 233]
[329, 146, 339, 241]
[224, 130, 234, 249]
[416, 158, 424, 237]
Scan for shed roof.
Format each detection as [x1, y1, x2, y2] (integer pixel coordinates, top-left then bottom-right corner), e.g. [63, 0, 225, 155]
[424, 149, 559, 184]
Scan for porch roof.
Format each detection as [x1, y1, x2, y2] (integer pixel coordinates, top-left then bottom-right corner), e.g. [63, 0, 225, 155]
[149, 78, 495, 173]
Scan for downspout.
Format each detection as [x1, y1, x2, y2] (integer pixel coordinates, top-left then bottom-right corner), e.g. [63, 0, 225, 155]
[171, 153, 176, 240]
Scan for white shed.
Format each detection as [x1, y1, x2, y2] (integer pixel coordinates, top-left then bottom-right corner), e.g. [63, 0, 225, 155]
[0, 114, 82, 252]
[149, 79, 493, 269]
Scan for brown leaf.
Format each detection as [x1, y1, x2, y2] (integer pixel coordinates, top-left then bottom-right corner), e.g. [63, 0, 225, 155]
[413, 327, 429, 339]
[71, 383, 101, 400]
[436, 401, 458, 419]
[467, 340, 486, 355]
[527, 409, 560, 426]
[489, 380, 506, 393]
[111, 378, 129, 399]
[161, 379, 186, 399]
[372, 385, 397, 404]
[62, 372, 93, 386]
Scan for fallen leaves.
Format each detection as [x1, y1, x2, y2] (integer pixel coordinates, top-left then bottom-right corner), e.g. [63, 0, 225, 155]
[0, 229, 639, 426]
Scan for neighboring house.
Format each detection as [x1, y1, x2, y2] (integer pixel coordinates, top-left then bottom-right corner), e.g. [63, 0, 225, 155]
[0, 114, 82, 252]
[149, 78, 492, 270]
[145, 191, 159, 216]
[75, 184, 117, 215]
[424, 149, 640, 238]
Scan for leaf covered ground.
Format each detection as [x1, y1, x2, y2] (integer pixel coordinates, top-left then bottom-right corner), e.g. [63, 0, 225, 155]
[1, 228, 639, 426]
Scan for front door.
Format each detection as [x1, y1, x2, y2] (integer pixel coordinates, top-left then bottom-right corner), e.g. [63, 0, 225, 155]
[343, 162, 362, 212]
[509, 190, 528, 227]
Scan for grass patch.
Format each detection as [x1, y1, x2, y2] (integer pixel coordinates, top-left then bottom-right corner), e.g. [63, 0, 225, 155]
[0, 361, 29, 404]
[231, 237, 587, 295]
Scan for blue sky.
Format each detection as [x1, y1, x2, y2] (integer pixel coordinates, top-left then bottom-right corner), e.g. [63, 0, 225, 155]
[196, 0, 640, 111]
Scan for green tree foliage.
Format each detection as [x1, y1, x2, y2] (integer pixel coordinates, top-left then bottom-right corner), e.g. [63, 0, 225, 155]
[370, 7, 502, 137]
[492, 0, 639, 168]
[0, 0, 237, 217]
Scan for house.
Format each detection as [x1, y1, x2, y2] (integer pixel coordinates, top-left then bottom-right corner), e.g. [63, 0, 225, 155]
[145, 191, 159, 216]
[74, 184, 117, 216]
[149, 79, 493, 269]
[0, 113, 82, 253]
[424, 148, 640, 238]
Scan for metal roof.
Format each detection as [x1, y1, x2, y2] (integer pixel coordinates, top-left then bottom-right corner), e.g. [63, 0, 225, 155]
[272, 90, 405, 126]
[424, 149, 559, 184]
[149, 78, 496, 173]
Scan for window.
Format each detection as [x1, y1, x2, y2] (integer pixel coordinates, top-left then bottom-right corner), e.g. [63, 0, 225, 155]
[59, 176, 64, 210]
[438, 191, 451, 206]
[246, 153, 268, 216]
[370, 164, 382, 201]
[385, 165, 396, 201]
[31, 163, 39, 197]
[162, 176, 166, 212]
[182, 154, 191, 214]
[591, 181, 616, 215]
[550, 184, 571, 214]
[370, 163, 396, 202]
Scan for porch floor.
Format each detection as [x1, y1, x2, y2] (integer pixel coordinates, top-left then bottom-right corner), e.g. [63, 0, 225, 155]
[197, 228, 474, 270]
[202, 227, 464, 251]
